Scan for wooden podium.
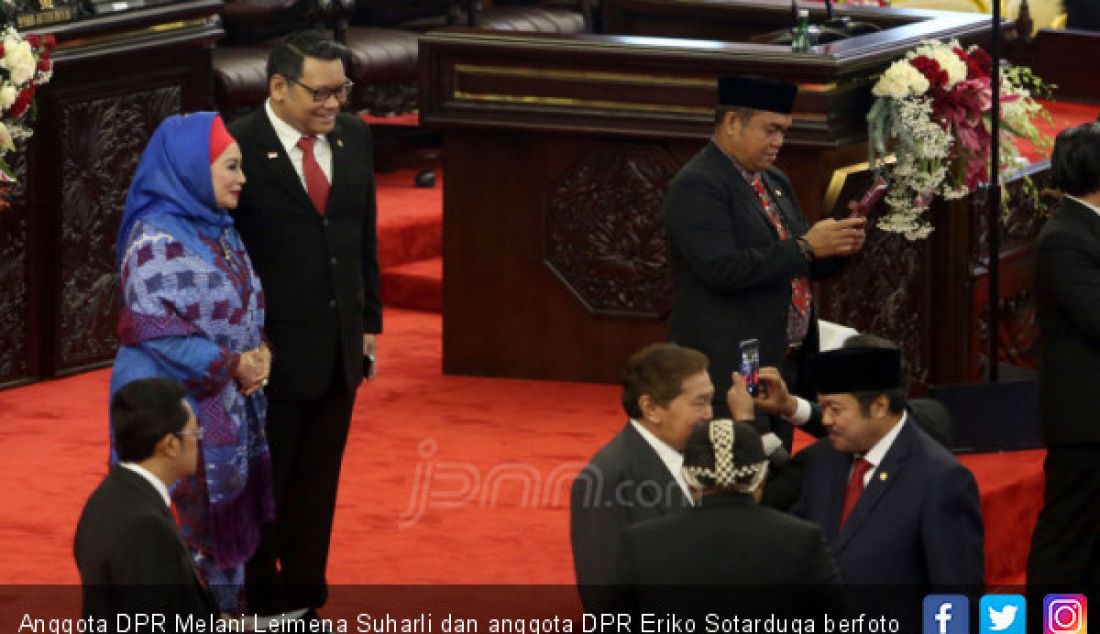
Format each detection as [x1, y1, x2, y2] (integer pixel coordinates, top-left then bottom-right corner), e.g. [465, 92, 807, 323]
[421, 1, 1002, 384]
[0, 2, 222, 388]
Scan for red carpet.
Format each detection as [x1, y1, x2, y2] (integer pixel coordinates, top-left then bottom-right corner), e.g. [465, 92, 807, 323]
[376, 170, 443, 311]
[0, 306, 1045, 586]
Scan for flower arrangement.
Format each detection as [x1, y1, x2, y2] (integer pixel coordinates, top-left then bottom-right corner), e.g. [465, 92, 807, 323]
[867, 38, 1051, 240]
[0, 25, 56, 184]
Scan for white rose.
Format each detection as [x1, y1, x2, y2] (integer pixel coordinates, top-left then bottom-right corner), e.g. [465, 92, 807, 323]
[931, 48, 967, 87]
[874, 60, 929, 99]
[3, 39, 37, 86]
[0, 83, 16, 111]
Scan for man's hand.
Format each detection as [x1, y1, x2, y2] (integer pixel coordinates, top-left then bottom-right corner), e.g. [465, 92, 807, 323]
[803, 217, 867, 258]
[727, 372, 756, 422]
[752, 367, 798, 418]
[363, 333, 377, 379]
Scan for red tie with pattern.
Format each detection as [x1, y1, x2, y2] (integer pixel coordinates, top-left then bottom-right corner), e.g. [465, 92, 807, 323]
[751, 175, 812, 317]
[297, 136, 330, 216]
[839, 457, 873, 530]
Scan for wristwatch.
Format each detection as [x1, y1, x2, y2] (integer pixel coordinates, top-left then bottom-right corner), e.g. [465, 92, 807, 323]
[796, 236, 816, 262]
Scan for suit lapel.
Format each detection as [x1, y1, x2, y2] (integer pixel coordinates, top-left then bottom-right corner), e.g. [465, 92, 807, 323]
[703, 143, 778, 238]
[242, 110, 316, 213]
[325, 124, 348, 216]
[623, 423, 690, 512]
[833, 421, 914, 553]
[762, 170, 802, 234]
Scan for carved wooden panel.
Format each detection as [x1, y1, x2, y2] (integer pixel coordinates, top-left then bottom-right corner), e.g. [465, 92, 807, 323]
[968, 168, 1053, 378]
[820, 225, 929, 381]
[0, 151, 30, 383]
[56, 86, 181, 371]
[543, 143, 676, 317]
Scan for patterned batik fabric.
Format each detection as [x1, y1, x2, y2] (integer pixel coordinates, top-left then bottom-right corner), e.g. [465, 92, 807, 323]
[110, 220, 274, 578]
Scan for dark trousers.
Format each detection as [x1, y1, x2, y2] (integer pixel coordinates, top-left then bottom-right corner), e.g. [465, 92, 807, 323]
[1027, 445, 1100, 587]
[245, 359, 357, 614]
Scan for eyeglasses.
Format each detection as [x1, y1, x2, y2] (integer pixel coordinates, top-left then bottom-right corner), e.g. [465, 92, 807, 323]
[289, 78, 354, 103]
[176, 427, 204, 441]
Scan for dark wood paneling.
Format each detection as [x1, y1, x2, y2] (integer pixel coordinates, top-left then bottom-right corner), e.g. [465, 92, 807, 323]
[422, 1, 1059, 385]
[0, 3, 221, 389]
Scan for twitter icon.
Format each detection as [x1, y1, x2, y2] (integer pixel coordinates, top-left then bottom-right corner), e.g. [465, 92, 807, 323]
[981, 595, 1026, 634]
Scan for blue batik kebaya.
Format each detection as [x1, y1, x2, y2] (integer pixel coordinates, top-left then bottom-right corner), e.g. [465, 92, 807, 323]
[109, 112, 273, 613]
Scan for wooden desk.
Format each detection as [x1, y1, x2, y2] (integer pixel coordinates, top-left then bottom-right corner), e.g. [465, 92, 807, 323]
[0, 3, 222, 388]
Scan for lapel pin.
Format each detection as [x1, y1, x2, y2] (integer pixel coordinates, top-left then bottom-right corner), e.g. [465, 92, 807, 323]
[336, 139, 344, 148]
[267, 151, 279, 160]
[878, 471, 889, 481]
[775, 189, 783, 197]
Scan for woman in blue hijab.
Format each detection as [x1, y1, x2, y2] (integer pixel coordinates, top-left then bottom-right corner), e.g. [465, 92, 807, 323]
[110, 112, 273, 612]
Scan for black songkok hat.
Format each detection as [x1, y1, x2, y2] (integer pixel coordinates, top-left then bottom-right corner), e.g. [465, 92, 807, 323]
[810, 347, 905, 394]
[717, 75, 798, 115]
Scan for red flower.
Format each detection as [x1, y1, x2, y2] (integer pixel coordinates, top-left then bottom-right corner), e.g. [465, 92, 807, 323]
[25, 34, 40, 48]
[8, 85, 36, 118]
[910, 55, 949, 87]
[0, 43, 6, 57]
[44, 34, 57, 50]
[37, 56, 51, 72]
[967, 48, 992, 79]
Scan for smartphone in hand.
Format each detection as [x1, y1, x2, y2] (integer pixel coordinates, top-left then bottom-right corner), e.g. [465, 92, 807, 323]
[739, 338, 762, 397]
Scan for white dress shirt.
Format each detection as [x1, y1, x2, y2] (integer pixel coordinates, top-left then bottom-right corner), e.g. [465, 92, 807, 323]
[264, 99, 333, 187]
[854, 412, 908, 487]
[119, 462, 171, 508]
[629, 419, 694, 503]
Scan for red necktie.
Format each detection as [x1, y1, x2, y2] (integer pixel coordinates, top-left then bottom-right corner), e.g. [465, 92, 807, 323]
[297, 136, 330, 216]
[751, 176, 812, 317]
[838, 457, 873, 530]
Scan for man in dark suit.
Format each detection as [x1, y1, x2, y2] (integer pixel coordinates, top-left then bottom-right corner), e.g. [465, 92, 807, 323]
[611, 415, 844, 618]
[792, 343, 984, 588]
[1028, 122, 1100, 587]
[570, 343, 712, 609]
[749, 334, 954, 511]
[74, 378, 218, 623]
[231, 31, 382, 616]
[1065, 0, 1100, 31]
[663, 75, 866, 459]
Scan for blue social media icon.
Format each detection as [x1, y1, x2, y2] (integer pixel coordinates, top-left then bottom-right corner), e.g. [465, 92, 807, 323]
[981, 595, 1026, 634]
[925, 595, 970, 634]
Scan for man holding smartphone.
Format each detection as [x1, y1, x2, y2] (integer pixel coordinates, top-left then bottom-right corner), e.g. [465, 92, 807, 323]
[664, 75, 865, 456]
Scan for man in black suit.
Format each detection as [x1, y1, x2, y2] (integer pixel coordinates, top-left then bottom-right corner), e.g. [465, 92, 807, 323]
[231, 31, 382, 616]
[663, 75, 866, 459]
[611, 416, 844, 618]
[74, 378, 218, 623]
[1028, 122, 1100, 587]
[1065, 0, 1100, 31]
[750, 334, 955, 511]
[792, 343, 984, 588]
[570, 343, 712, 609]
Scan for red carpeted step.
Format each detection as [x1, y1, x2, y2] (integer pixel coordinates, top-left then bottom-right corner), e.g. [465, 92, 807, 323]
[380, 256, 442, 312]
[375, 169, 442, 268]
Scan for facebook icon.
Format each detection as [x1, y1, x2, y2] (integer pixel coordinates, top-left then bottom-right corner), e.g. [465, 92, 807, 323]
[924, 595, 970, 634]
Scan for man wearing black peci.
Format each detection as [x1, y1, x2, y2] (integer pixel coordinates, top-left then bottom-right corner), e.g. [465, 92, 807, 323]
[663, 75, 865, 462]
[231, 30, 382, 617]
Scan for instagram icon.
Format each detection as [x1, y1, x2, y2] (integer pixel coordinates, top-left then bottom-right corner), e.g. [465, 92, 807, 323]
[1044, 594, 1088, 634]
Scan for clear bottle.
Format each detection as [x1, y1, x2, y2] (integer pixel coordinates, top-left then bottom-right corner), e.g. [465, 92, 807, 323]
[791, 9, 811, 52]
